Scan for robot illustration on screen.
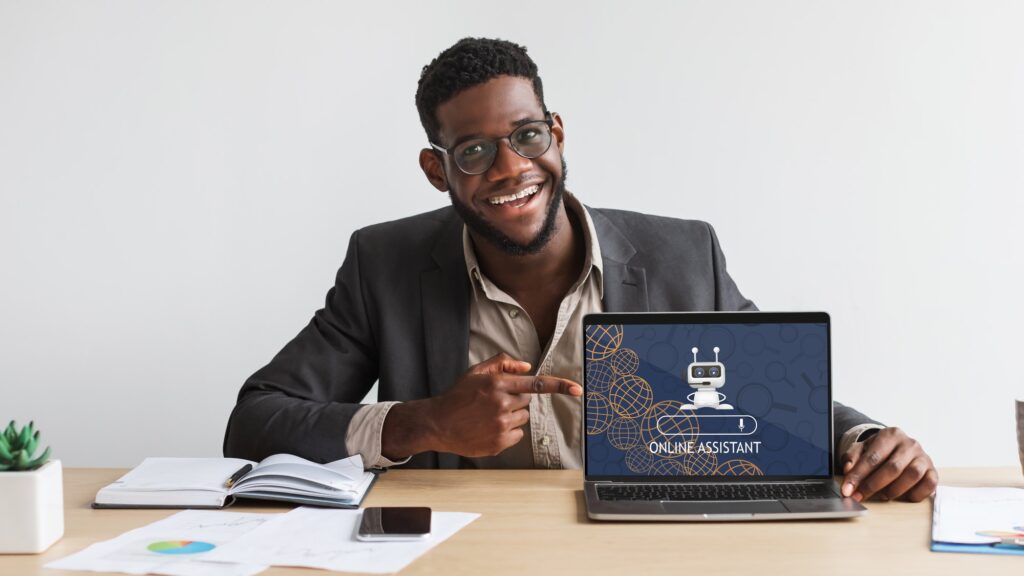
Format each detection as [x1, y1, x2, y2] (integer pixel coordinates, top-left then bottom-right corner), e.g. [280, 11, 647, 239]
[680, 346, 733, 410]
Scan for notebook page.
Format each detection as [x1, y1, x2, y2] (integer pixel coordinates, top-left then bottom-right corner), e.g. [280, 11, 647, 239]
[234, 454, 365, 493]
[110, 458, 255, 492]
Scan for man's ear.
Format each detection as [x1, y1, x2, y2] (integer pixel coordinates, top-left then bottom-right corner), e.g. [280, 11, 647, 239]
[419, 149, 449, 192]
[551, 112, 565, 154]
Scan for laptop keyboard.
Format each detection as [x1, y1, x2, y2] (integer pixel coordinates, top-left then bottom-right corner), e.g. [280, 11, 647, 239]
[596, 482, 834, 502]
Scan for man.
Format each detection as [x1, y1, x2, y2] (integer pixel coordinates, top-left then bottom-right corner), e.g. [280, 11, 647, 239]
[224, 38, 937, 502]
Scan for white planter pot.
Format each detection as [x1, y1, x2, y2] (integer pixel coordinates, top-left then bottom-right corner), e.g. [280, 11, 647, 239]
[0, 459, 64, 554]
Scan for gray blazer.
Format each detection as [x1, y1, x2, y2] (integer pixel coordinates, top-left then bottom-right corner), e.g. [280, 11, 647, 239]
[223, 206, 879, 469]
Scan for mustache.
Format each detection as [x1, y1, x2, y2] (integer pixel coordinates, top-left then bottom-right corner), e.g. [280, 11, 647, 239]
[483, 173, 547, 193]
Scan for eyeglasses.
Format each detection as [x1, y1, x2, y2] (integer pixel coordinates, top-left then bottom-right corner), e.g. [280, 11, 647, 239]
[430, 114, 555, 175]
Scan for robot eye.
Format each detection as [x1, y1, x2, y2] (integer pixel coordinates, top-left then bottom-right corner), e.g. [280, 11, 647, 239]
[709, 366, 721, 378]
[692, 366, 706, 378]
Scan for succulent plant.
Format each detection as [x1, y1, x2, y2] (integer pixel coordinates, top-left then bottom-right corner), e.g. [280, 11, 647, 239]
[0, 420, 51, 471]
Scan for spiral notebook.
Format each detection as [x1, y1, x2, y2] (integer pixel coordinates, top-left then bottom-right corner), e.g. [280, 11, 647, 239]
[93, 454, 377, 509]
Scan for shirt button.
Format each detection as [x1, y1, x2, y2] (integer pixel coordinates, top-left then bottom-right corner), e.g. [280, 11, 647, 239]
[509, 309, 519, 319]
[541, 436, 551, 446]
[472, 269, 480, 280]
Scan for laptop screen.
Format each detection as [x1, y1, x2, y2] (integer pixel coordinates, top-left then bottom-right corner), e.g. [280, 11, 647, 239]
[583, 312, 832, 480]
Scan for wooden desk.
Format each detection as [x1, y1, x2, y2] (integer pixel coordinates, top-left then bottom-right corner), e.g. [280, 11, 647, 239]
[5, 467, 1022, 575]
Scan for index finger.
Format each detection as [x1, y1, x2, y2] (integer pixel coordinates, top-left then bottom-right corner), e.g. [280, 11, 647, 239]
[503, 375, 583, 396]
[843, 434, 899, 501]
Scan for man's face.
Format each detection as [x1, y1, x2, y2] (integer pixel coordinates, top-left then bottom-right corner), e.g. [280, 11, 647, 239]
[428, 76, 566, 256]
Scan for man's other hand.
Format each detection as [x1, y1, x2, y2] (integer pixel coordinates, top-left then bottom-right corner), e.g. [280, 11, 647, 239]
[840, 427, 937, 502]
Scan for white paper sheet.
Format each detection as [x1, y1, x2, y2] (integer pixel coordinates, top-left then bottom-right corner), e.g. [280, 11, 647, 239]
[205, 507, 480, 574]
[932, 485, 1024, 544]
[45, 510, 276, 576]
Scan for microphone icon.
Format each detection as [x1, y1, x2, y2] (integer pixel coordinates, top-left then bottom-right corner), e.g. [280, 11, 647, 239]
[738, 418, 745, 432]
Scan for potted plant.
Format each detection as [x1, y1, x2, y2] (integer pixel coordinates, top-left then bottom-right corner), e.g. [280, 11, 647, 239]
[0, 421, 63, 554]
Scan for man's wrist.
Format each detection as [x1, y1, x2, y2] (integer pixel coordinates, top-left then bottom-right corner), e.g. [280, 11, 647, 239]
[381, 398, 443, 460]
[855, 427, 882, 443]
[838, 423, 886, 459]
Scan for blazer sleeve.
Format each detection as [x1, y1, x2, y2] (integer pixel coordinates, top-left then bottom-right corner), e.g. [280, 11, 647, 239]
[832, 401, 884, 458]
[223, 230, 378, 463]
[707, 223, 757, 312]
[707, 222, 884, 463]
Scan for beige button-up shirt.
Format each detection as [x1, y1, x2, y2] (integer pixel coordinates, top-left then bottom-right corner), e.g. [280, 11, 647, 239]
[345, 192, 603, 469]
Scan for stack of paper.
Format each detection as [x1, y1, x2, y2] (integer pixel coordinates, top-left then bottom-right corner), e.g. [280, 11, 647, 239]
[48, 507, 479, 575]
[931, 485, 1024, 556]
[206, 507, 479, 573]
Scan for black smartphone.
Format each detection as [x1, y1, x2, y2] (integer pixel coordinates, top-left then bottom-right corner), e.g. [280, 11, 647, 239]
[356, 507, 432, 542]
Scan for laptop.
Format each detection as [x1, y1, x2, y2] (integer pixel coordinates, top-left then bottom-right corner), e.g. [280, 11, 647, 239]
[582, 311, 866, 521]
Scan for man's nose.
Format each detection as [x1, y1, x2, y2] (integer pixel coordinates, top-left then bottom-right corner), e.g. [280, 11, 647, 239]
[485, 141, 532, 182]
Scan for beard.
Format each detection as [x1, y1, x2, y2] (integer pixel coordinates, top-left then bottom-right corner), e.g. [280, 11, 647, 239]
[448, 157, 569, 257]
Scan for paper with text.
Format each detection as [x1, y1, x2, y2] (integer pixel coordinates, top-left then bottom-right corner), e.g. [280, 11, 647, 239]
[932, 486, 1024, 544]
[45, 510, 275, 576]
[206, 507, 479, 574]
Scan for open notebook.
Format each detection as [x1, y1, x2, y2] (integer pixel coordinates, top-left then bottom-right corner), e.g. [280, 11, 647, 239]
[94, 454, 377, 509]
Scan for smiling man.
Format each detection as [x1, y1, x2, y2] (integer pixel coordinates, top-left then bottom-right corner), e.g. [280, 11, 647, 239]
[224, 38, 937, 502]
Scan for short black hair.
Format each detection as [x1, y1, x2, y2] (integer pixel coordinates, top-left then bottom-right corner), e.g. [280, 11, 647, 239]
[415, 37, 547, 145]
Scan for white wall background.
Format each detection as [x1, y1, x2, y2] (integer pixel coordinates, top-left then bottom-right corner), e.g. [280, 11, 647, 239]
[2, 0, 1021, 468]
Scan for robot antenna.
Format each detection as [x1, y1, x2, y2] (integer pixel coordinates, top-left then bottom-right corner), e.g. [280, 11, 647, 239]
[691, 347, 699, 362]
[713, 346, 720, 362]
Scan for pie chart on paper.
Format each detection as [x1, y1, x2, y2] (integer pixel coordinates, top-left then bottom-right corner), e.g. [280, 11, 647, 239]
[146, 540, 216, 555]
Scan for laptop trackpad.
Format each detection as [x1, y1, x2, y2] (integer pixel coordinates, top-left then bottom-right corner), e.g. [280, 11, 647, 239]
[661, 501, 787, 515]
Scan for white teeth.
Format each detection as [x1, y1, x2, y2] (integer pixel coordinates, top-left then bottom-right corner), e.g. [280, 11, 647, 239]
[489, 184, 541, 205]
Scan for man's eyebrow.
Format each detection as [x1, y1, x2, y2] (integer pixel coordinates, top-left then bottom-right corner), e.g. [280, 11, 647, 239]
[449, 132, 484, 149]
[511, 116, 540, 127]
[448, 117, 544, 149]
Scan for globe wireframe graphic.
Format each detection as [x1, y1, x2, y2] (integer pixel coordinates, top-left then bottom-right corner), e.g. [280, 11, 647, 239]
[715, 459, 764, 476]
[585, 360, 616, 394]
[607, 418, 641, 450]
[640, 400, 699, 453]
[683, 448, 719, 476]
[585, 324, 623, 361]
[624, 445, 653, 473]
[586, 392, 614, 435]
[608, 348, 640, 375]
[608, 374, 653, 419]
[650, 459, 690, 476]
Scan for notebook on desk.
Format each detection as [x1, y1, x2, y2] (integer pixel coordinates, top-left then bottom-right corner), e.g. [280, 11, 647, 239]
[931, 486, 1024, 555]
[93, 454, 377, 509]
[582, 311, 866, 521]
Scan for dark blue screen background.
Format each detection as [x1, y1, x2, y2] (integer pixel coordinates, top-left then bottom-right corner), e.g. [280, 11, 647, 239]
[585, 322, 830, 477]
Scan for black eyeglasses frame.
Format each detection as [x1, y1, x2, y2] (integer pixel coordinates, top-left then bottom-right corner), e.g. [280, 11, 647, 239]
[429, 112, 556, 176]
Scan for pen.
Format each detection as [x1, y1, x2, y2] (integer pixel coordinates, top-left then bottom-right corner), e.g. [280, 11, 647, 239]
[225, 463, 253, 488]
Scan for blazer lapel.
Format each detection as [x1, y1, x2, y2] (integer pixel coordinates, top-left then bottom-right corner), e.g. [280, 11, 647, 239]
[420, 214, 470, 469]
[589, 207, 650, 312]
[421, 215, 470, 398]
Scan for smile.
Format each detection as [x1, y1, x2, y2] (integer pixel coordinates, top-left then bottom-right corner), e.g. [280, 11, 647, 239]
[487, 184, 542, 206]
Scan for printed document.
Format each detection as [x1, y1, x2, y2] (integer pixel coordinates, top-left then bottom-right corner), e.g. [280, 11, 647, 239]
[206, 507, 480, 573]
[45, 510, 274, 575]
[931, 485, 1024, 555]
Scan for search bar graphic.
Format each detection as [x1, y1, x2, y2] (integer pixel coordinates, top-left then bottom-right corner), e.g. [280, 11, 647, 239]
[657, 414, 758, 437]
